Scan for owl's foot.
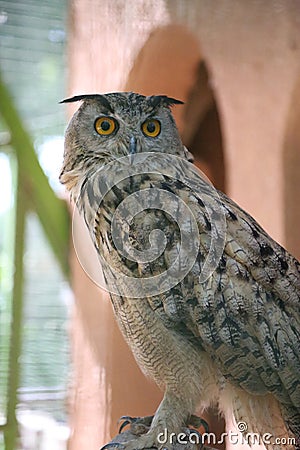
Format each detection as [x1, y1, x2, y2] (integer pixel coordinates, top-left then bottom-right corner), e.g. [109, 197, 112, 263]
[101, 391, 210, 449]
[101, 415, 209, 450]
[101, 427, 204, 449]
[118, 414, 209, 435]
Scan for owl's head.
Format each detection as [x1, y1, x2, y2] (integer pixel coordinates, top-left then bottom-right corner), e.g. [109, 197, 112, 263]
[59, 92, 188, 195]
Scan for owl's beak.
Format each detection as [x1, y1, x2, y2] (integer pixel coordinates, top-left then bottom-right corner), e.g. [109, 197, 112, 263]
[129, 136, 137, 154]
[129, 136, 137, 164]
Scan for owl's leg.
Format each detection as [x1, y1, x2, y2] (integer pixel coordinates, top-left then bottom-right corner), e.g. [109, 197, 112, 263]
[102, 391, 205, 450]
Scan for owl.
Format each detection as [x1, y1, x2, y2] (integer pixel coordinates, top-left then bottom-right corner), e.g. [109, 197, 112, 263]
[60, 92, 300, 450]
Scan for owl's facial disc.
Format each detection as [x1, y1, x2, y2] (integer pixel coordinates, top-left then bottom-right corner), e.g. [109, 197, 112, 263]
[61, 92, 185, 169]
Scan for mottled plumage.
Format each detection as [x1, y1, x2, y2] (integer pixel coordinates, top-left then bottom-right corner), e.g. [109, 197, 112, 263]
[60, 92, 300, 449]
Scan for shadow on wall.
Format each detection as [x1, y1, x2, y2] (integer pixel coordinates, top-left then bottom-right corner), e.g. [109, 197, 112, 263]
[183, 61, 226, 192]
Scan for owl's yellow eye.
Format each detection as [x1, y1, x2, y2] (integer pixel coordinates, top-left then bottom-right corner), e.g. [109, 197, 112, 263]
[94, 116, 117, 135]
[141, 119, 161, 137]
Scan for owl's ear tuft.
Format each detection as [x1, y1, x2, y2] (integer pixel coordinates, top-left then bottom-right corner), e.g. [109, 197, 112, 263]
[60, 94, 114, 112]
[147, 95, 184, 109]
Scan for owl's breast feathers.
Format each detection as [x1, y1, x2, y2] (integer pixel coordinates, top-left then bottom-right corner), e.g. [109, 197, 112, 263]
[78, 159, 300, 438]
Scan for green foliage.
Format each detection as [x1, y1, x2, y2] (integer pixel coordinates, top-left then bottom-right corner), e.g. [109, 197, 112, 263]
[0, 72, 70, 278]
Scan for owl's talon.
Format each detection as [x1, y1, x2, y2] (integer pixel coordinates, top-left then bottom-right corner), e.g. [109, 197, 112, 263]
[100, 443, 124, 450]
[118, 415, 135, 423]
[118, 415, 154, 435]
[188, 415, 209, 433]
[118, 418, 132, 434]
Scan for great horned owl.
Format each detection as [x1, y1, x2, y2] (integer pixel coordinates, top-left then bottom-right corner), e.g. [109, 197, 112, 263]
[60, 92, 300, 450]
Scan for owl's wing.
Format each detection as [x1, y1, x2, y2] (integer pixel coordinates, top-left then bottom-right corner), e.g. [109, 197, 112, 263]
[183, 187, 300, 393]
[132, 172, 300, 433]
